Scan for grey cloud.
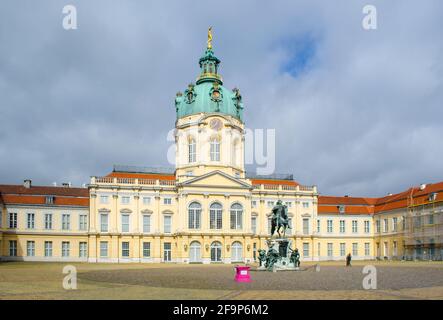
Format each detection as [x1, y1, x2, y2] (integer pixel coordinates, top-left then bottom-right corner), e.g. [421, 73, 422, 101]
[0, 0, 442, 197]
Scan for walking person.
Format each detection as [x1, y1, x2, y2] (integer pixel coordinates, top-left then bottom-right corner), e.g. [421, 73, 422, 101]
[346, 253, 352, 267]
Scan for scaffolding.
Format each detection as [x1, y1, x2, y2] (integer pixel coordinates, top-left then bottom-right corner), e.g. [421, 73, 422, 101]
[403, 190, 443, 260]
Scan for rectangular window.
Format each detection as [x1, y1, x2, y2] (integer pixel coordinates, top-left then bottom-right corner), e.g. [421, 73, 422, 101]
[339, 220, 345, 233]
[364, 220, 370, 233]
[79, 242, 87, 258]
[164, 215, 172, 233]
[285, 202, 292, 208]
[210, 139, 220, 161]
[143, 197, 151, 205]
[27, 213, 35, 229]
[143, 215, 151, 233]
[402, 216, 406, 230]
[393, 217, 398, 232]
[251, 216, 257, 234]
[121, 196, 130, 204]
[188, 140, 196, 163]
[164, 242, 172, 262]
[352, 243, 358, 256]
[163, 197, 172, 205]
[45, 214, 53, 230]
[9, 240, 17, 256]
[384, 219, 388, 232]
[303, 218, 309, 235]
[100, 214, 108, 232]
[62, 214, 71, 230]
[27, 241, 35, 256]
[45, 241, 53, 257]
[45, 196, 54, 204]
[143, 242, 151, 257]
[302, 202, 309, 208]
[327, 220, 333, 233]
[62, 241, 70, 257]
[327, 243, 333, 257]
[303, 243, 309, 257]
[429, 214, 434, 225]
[365, 242, 370, 256]
[352, 220, 358, 233]
[340, 243, 346, 257]
[121, 214, 130, 233]
[100, 195, 109, 204]
[79, 214, 88, 231]
[317, 219, 320, 233]
[122, 242, 130, 257]
[251, 200, 257, 208]
[376, 220, 381, 233]
[100, 241, 108, 257]
[287, 218, 292, 235]
[267, 201, 275, 208]
[8, 212, 17, 229]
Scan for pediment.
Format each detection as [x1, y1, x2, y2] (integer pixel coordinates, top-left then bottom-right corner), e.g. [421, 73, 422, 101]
[180, 170, 251, 189]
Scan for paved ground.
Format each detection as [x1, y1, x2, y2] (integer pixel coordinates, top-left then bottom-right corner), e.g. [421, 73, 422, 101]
[0, 261, 442, 300]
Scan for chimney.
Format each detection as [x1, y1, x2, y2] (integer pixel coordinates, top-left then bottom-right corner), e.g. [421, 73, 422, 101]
[23, 179, 32, 189]
[62, 182, 71, 188]
[420, 183, 426, 191]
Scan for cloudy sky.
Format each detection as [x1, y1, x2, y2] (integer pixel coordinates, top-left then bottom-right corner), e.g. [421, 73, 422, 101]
[0, 0, 442, 197]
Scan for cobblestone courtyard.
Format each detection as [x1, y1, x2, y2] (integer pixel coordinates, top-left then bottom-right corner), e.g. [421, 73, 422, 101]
[0, 261, 442, 300]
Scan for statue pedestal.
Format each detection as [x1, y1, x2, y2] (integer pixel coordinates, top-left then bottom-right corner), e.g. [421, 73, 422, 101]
[261, 238, 300, 271]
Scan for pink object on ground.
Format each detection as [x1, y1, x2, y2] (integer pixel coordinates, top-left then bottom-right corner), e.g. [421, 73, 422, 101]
[234, 266, 251, 282]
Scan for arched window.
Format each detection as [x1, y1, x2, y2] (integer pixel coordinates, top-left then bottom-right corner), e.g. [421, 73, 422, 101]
[189, 241, 201, 263]
[210, 137, 220, 161]
[210, 241, 222, 262]
[231, 241, 243, 262]
[188, 138, 196, 163]
[188, 202, 201, 229]
[209, 202, 223, 229]
[230, 203, 243, 230]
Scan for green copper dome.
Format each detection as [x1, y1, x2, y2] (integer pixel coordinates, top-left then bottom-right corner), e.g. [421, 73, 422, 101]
[174, 47, 244, 122]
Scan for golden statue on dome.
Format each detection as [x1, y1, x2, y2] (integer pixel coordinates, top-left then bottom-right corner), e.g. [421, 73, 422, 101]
[207, 27, 213, 49]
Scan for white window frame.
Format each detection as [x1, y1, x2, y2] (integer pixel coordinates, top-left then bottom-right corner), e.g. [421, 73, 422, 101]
[27, 241, 35, 257]
[352, 220, 358, 233]
[142, 215, 151, 233]
[79, 214, 88, 231]
[62, 214, 71, 230]
[164, 215, 172, 234]
[339, 220, 345, 233]
[121, 214, 130, 233]
[327, 220, 333, 233]
[79, 242, 87, 258]
[44, 241, 53, 257]
[8, 212, 17, 229]
[62, 241, 70, 257]
[121, 241, 130, 257]
[45, 213, 53, 230]
[27, 213, 35, 229]
[143, 242, 151, 257]
[100, 213, 109, 232]
[100, 241, 108, 257]
[210, 137, 220, 161]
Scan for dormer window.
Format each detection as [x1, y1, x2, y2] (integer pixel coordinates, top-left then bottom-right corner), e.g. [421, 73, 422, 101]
[46, 196, 55, 204]
[338, 205, 345, 214]
[429, 193, 437, 202]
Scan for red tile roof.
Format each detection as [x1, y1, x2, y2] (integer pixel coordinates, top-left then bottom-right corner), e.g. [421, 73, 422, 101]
[0, 184, 89, 207]
[318, 181, 443, 215]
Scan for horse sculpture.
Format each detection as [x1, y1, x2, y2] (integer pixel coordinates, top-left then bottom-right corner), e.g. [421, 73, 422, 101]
[270, 200, 291, 238]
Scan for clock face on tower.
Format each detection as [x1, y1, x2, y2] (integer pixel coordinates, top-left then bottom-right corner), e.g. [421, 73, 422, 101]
[209, 118, 223, 131]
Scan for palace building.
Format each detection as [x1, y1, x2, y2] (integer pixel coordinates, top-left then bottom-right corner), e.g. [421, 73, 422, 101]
[0, 34, 442, 263]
